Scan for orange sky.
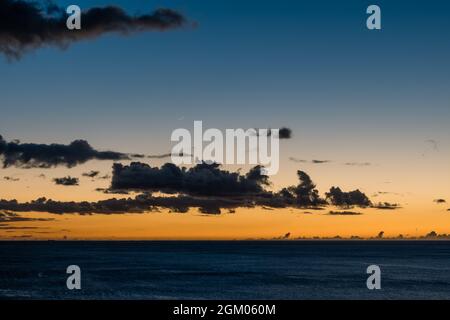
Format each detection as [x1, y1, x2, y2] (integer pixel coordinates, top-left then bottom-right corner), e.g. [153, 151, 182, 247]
[1, 148, 449, 240]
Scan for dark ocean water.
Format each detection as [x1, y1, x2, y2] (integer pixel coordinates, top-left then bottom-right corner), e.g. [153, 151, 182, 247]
[0, 241, 449, 300]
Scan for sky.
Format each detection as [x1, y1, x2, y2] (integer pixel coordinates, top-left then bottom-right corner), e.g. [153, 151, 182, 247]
[0, 0, 449, 240]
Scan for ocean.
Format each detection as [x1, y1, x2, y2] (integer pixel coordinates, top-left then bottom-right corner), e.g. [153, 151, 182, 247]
[0, 241, 449, 299]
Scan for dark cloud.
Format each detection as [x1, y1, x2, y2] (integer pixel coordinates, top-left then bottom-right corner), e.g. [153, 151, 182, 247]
[277, 170, 326, 207]
[53, 176, 79, 186]
[82, 170, 100, 178]
[147, 152, 191, 159]
[311, 159, 331, 164]
[0, 135, 128, 168]
[325, 187, 372, 208]
[0, 194, 254, 215]
[111, 162, 269, 196]
[130, 154, 146, 158]
[372, 202, 401, 210]
[0, 210, 54, 222]
[253, 127, 292, 139]
[0, 165, 377, 215]
[0, 0, 188, 59]
[328, 211, 362, 216]
[433, 199, 446, 204]
[147, 153, 172, 159]
[96, 188, 130, 195]
[278, 128, 292, 139]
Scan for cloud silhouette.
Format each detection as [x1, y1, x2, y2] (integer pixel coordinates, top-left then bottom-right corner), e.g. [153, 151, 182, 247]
[0, 135, 128, 168]
[0, 210, 54, 222]
[325, 187, 372, 208]
[147, 152, 191, 159]
[328, 211, 362, 216]
[253, 127, 292, 139]
[312, 160, 331, 164]
[53, 176, 79, 186]
[433, 199, 446, 204]
[0, 0, 188, 59]
[111, 162, 269, 196]
[0, 164, 376, 215]
[372, 202, 401, 210]
[0, 194, 254, 215]
[82, 170, 100, 178]
[278, 128, 292, 139]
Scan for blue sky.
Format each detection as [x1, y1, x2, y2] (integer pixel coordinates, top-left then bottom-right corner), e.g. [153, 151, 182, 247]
[1, 0, 449, 156]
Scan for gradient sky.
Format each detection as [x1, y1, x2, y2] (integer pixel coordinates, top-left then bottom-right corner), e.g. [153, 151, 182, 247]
[0, 0, 449, 239]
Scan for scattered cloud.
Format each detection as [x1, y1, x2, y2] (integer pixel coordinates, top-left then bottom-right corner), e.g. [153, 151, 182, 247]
[289, 158, 371, 167]
[0, 135, 128, 168]
[433, 199, 446, 204]
[325, 187, 372, 208]
[344, 162, 371, 166]
[53, 176, 79, 186]
[3, 176, 20, 181]
[0, 163, 379, 215]
[278, 128, 292, 139]
[0, 0, 189, 59]
[328, 211, 362, 216]
[372, 191, 403, 198]
[0, 210, 54, 223]
[289, 157, 331, 164]
[0, 140, 380, 215]
[311, 159, 331, 164]
[148, 152, 191, 159]
[82, 170, 100, 178]
[111, 162, 269, 196]
[372, 202, 401, 210]
[253, 127, 292, 139]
